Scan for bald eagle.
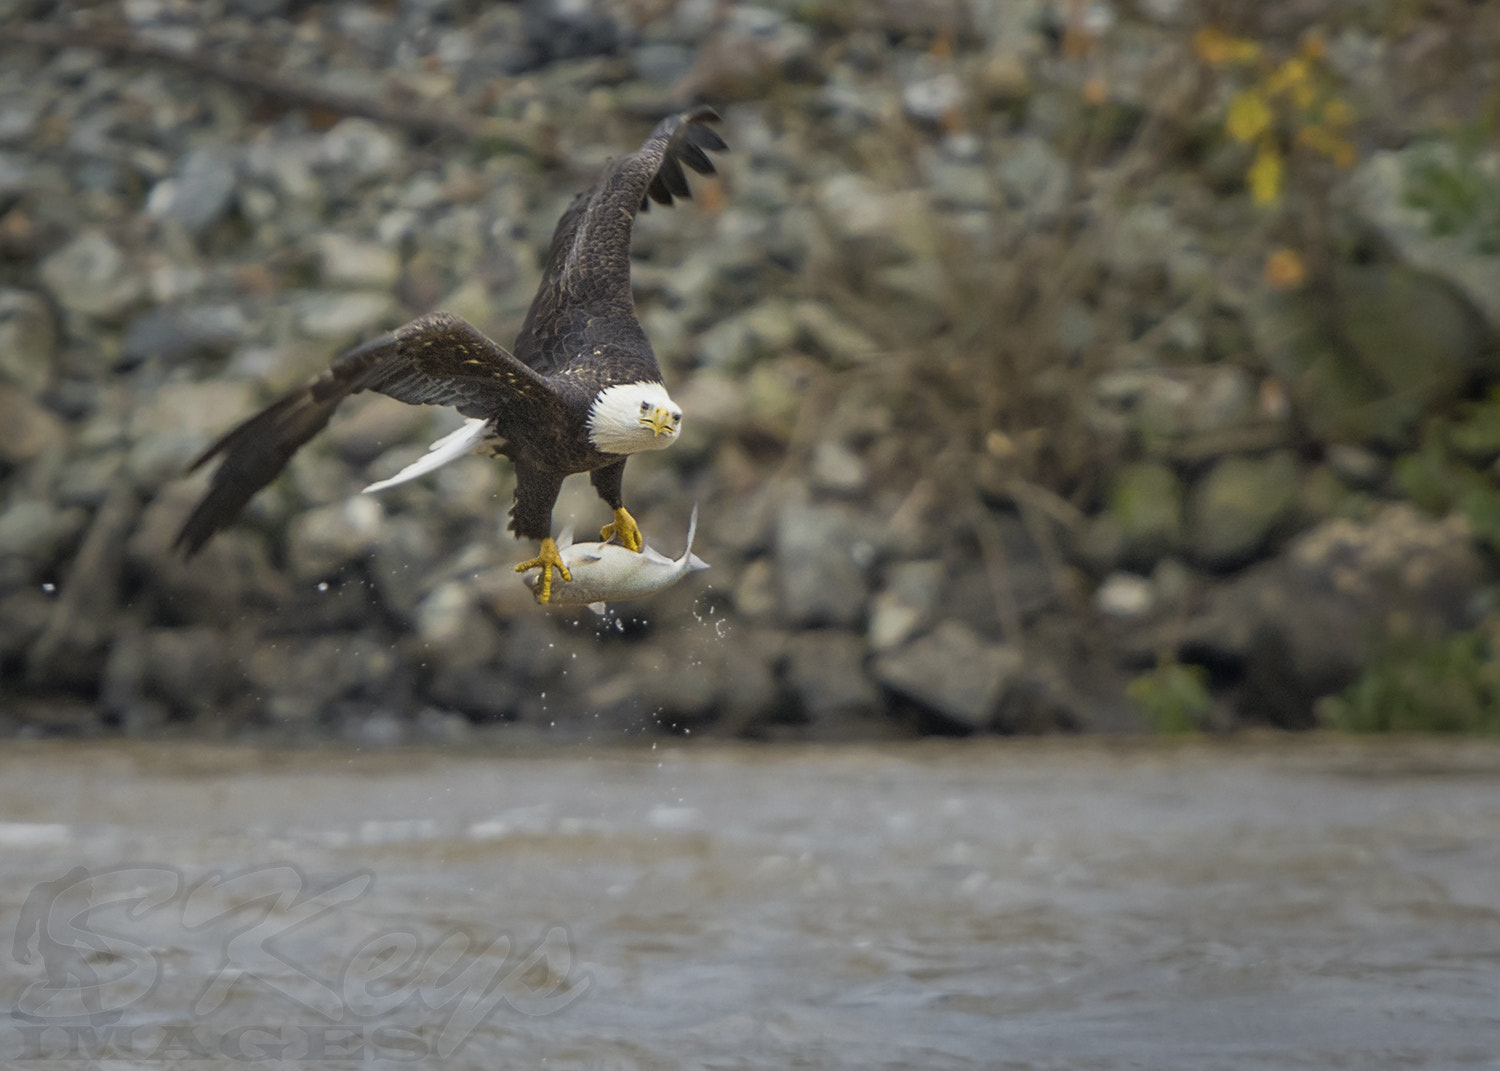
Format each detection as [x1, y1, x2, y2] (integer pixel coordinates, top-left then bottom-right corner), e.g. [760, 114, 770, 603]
[174, 107, 726, 602]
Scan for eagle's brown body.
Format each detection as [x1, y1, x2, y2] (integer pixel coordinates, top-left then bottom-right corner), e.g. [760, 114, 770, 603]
[174, 108, 725, 590]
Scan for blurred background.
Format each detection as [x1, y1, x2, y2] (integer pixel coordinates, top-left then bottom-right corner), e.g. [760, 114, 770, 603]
[1, 0, 1499, 742]
[4, 5, 1500, 1067]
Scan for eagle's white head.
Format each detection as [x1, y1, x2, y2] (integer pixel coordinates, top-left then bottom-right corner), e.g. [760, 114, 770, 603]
[587, 381, 683, 455]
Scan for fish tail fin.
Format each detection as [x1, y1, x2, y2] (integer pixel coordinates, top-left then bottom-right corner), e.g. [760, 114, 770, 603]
[679, 504, 708, 570]
[362, 418, 488, 494]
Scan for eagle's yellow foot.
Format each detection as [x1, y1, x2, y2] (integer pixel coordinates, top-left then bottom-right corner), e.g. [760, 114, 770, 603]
[600, 507, 643, 552]
[515, 537, 572, 604]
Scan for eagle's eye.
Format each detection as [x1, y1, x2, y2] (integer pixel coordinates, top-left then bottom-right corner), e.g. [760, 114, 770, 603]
[672, 412, 681, 422]
[640, 401, 650, 413]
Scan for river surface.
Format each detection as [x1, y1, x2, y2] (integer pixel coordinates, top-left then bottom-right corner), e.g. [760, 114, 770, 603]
[0, 737, 1496, 1069]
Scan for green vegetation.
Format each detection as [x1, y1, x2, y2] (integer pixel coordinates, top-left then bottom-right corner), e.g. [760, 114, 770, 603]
[1395, 393, 1500, 555]
[1403, 128, 1500, 254]
[1127, 661, 1212, 733]
[1318, 625, 1500, 733]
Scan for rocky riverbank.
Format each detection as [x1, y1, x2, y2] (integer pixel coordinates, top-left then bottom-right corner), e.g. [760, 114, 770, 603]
[1, 0, 1498, 741]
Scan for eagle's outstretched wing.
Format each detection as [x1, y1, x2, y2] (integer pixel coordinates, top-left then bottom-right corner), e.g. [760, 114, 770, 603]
[512, 106, 727, 374]
[174, 312, 558, 557]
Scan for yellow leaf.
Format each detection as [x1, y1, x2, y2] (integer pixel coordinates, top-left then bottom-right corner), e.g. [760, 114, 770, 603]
[1248, 142, 1283, 205]
[1226, 91, 1273, 143]
[1296, 125, 1336, 154]
[1194, 27, 1259, 66]
[1229, 38, 1261, 63]
[1267, 57, 1310, 97]
[1322, 97, 1354, 127]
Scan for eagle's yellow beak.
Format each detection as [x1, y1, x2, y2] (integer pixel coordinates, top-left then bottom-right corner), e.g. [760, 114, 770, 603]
[642, 406, 675, 436]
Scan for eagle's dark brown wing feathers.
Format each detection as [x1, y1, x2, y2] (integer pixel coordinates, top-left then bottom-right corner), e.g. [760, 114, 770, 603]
[174, 313, 548, 557]
[644, 120, 726, 208]
[512, 107, 726, 373]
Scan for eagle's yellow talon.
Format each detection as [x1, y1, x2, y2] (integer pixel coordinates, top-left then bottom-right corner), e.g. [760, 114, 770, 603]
[600, 507, 643, 553]
[515, 537, 572, 603]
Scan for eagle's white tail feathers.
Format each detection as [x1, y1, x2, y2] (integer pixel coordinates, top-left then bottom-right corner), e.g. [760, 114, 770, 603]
[362, 418, 488, 494]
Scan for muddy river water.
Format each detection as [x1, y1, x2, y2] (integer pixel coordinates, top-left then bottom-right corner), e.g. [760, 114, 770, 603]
[0, 737, 1496, 1069]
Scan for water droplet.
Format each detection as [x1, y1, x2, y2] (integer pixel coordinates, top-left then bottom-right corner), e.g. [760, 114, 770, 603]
[41, 582, 55, 594]
[317, 581, 329, 592]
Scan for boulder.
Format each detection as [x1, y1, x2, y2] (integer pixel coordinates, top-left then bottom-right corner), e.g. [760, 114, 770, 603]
[39, 231, 145, 320]
[774, 499, 872, 628]
[1177, 504, 1485, 727]
[1109, 460, 1183, 569]
[1187, 451, 1299, 570]
[0, 288, 56, 395]
[784, 629, 880, 724]
[874, 619, 1020, 731]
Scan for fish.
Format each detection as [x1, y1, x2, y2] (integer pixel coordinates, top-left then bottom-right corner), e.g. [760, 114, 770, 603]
[525, 507, 708, 612]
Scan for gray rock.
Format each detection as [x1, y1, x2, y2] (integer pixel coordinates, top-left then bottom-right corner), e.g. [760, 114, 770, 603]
[1335, 262, 1489, 414]
[142, 625, 235, 718]
[868, 560, 945, 651]
[816, 173, 937, 266]
[810, 440, 868, 495]
[414, 579, 503, 670]
[368, 514, 444, 619]
[1187, 451, 1299, 570]
[1178, 504, 1485, 727]
[121, 305, 247, 365]
[146, 147, 238, 236]
[784, 629, 879, 722]
[246, 634, 396, 723]
[695, 300, 799, 372]
[317, 233, 402, 290]
[0, 499, 89, 568]
[995, 136, 1068, 220]
[125, 484, 291, 616]
[0, 289, 56, 395]
[1094, 571, 1155, 619]
[286, 497, 385, 581]
[714, 627, 786, 733]
[1350, 148, 1500, 334]
[1247, 263, 1489, 445]
[39, 231, 145, 319]
[318, 119, 402, 179]
[425, 664, 515, 721]
[295, 291, 398, 340]
[637, 626, 733, 727]
[1110, 460, 1183, 568]
[0, 386, 64, 464]
[793, 301, 879, 366]
[875, 619, 1020, 731]
[903, 71, 965, 128]
[731, 557, 779, 623]
[774, 499, 871, 628]
[126, 380, 258, 482]
[25, 486, 140, 691]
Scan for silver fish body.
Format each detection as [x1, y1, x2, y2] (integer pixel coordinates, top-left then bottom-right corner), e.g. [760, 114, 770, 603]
[526, 507, 708, 610]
